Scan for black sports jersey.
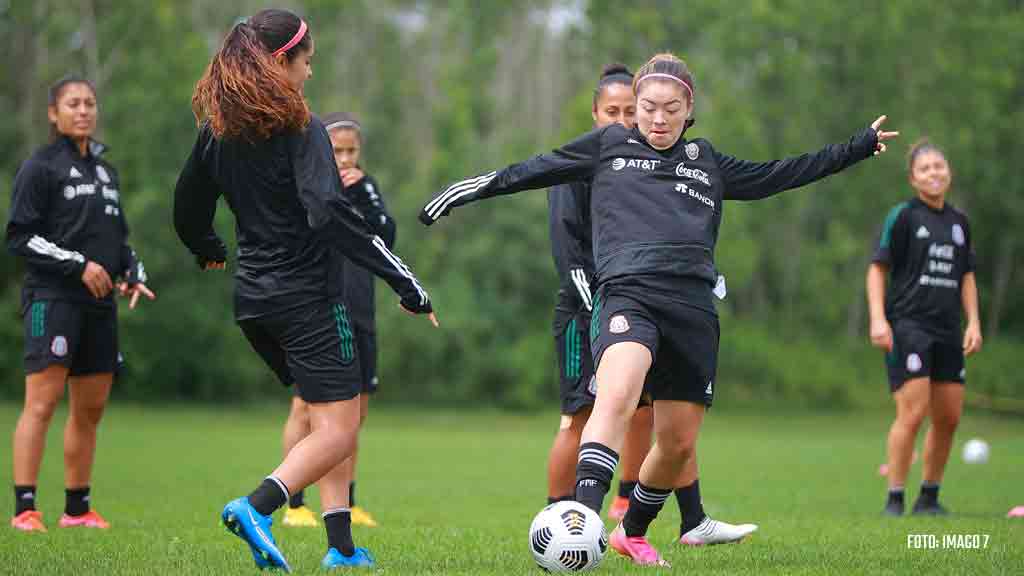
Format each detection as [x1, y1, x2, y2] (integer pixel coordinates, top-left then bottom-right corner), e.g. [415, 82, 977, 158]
[6, 136, 145, 307]
[549, 180, 593, 330]
[423, 123, 877, 301]
[173, 116, 429, 320]
[872, 197, 975, 339]
[342, 173, 395, 331]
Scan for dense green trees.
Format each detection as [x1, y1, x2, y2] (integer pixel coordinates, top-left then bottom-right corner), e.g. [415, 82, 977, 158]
[1, 1, 1020, 407]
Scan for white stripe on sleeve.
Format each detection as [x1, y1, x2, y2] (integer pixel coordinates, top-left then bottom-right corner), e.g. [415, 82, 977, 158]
[26, 235, 85, 264]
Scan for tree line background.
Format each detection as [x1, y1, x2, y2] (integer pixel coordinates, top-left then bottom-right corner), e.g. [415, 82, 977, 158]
[0, 0, 1021, 409]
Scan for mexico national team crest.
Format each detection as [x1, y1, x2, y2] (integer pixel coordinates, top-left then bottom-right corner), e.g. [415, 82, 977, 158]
[685, 142, 699, 161]
[609, 315, 629, 334]
[952, 224, 965, 246]
[51, 336, 68, 357]
[906, 353, 922, 373]
[95, 165, 111, 184]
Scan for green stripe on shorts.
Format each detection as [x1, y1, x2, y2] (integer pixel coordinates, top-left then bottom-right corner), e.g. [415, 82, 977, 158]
[333, 304, 355, 364]
[31, 302, 46, 338]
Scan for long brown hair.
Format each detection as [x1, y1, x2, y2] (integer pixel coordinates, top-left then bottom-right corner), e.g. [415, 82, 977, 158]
[48, 74, 97, 142]
[191, 9, 312, 140]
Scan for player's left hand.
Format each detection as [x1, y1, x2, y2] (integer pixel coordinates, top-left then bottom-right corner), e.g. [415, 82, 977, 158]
[340, 168, 365, 188]
[118, 282, 156, 309]
[963, 322, 983, 356]
[870, 115, 900, 156]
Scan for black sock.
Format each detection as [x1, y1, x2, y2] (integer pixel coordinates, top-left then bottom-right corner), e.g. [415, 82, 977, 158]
[289, 489, 305, 509]
[547, 494, 573, 505]
[248, 476, 289, 516]
[65, 486, 90, 517]
[919, 483, 939, 503]
[574, 442, 618, 514]
[618, 480, 637, 499]
[676, 479, 707, 535]
[888, 487, 905, 505]
[15, 485, 37, 516]
[324, 508, 355, 556]
[349, 481, 356, 507]
[623, 483, 671, 537]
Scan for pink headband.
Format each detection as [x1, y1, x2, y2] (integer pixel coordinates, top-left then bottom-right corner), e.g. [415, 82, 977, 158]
[636, 72, 694, 103]
[272, 20, 307, 57]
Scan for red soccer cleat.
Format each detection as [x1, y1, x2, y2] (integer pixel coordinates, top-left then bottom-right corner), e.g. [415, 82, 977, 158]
[607, 496, 630, 521]
[11, 510, 47, 532]
[59, 510, 110, 529]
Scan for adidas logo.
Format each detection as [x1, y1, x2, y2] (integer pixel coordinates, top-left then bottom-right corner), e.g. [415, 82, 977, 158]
[916, 226, 930, 239]
[20, 492, 34, 500]
[69, 167, 82, 178]
[627, 138, 641, 144]
[705, 381, 713, 395]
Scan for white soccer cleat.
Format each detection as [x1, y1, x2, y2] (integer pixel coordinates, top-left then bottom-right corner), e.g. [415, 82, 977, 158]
[679, 517, 758, 546]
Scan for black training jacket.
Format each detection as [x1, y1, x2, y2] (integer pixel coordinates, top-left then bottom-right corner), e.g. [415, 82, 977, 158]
[6, 136, 145, 308]
[872, 197, 975, 340]
[342, 173, 395, 331]
[548, 180, 593, 332]
[173, 116, 429, 320]
[423, 123, 877, 298]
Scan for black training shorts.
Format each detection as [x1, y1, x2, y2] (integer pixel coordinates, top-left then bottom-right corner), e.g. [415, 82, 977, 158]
[591, 282, 718, 407]
[886, 320, 965, 392]
[555, 311, 596, 414]
[240, 300, 362, 403]
[23, 299, 118, 376]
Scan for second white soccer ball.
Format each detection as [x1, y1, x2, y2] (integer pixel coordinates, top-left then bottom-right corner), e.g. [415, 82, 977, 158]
[962, 438, 990, 464]
[528, 501, 607, 572]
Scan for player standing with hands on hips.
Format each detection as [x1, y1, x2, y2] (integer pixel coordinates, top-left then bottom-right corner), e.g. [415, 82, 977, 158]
[174, 9, 435, 571]
[7, 74, 154, 532]
[421, 52, 896, 565]
[868, 140, 981, 516]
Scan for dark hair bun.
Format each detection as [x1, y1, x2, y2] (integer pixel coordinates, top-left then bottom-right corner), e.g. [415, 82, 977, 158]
[600, 63, 632, 78]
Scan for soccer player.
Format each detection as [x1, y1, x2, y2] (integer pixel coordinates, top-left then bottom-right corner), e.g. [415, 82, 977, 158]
[868, 140, 981, 516]
[174, 9, 434, 570]
[421, 52, 895, 565]
[546, 64, 752, 545]
[282, 112, 392, 529]
[7, 74, 154, 532]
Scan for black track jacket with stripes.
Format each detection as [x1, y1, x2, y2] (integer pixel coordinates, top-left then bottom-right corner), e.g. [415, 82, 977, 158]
[423, 123, 877, 299]
[548, 181, 594, 331]
[174, 116, 430, 320]
[6, 136, 144, 309]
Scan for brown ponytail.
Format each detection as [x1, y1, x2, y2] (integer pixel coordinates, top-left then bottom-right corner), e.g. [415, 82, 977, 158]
[191, 9, 311, 140]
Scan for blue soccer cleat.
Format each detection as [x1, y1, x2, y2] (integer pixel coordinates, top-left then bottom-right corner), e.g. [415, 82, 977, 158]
[221, 497, 292, 572]
[321, 547, 376, 569]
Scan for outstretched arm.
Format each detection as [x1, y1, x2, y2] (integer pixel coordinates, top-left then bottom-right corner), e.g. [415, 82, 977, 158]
[420, 127, 605, 225]
[719, 116, 897, 201]
[293, 120, 432, 315]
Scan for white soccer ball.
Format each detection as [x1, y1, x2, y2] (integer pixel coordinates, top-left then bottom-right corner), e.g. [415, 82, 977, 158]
[528, 501, 607, 572]
[962, 438, 990, 464]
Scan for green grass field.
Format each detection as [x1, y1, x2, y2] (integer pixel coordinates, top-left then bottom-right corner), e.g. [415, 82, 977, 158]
[0, 403, 1020, 574]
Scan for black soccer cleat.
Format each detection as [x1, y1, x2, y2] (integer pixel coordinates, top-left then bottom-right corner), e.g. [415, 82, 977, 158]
[884, 498, 904, 516]
[911, 499, 949, 516]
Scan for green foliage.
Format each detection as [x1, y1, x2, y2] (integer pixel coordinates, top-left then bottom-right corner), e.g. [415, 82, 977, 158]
[0, 0, 1020, 406]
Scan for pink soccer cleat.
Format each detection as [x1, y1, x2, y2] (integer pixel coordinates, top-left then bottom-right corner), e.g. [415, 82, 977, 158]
[607, 496, 629, 521]
[608, 523, 670, 567]
[1008, 506, 1024, 518]
[11, 510, 47, 532]
[59, 510, 110, 529]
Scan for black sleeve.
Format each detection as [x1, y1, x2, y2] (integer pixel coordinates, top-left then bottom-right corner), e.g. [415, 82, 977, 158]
[420, 127, 604, 225]
[5, 158, 87, 277]
[549, 182, 592, 310]
[872, 203, 910, 268]
[173, 128, 228, 269]
[961, 215, 977, 274]
[109, 166, 147, 284]
[347, 175, 396, 249]
[716, 127, 878, 201]
[293, 120, 430, 312]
